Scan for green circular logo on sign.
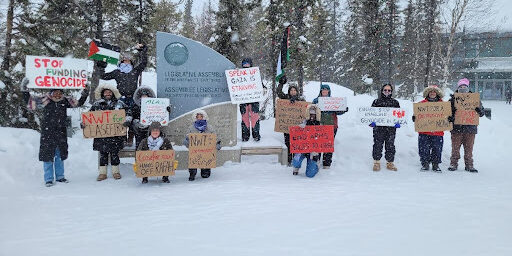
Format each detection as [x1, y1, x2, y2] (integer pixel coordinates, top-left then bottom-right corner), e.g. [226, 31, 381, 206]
[164, 42, 189, 66]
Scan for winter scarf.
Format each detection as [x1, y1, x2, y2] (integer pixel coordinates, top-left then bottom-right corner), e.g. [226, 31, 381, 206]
[194, 120, 208, 132]
[119, 63, 133, 73]
[147, 136, 164, 151]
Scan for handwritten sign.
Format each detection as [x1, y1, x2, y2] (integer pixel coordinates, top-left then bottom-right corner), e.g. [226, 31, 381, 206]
[25, 55, 90, 89]
[413, 102, 452, 132]
[188, 133, 217, 169]
[225, 67, 265, 104]
[318, 97, 347, 111]
[358, 107, 408, 127]
[289, 125, 335, 153]
[274, 99, 310, 133]
[82, 110, 127, 138]
[141, 98, 170, 126]
[135, 150, 175, 178]
[454, 93, 480, 125]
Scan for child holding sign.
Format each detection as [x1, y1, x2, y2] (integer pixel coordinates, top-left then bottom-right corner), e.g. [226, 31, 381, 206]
[136, 122, 173, 183]
[292, 104, 322, 177]
[183, 110, 222, 181]
[447, 78, 485, 173]
[312, 83, 348, 169]
[86, 84, 132, 181]
[412, 85, 446, 172]
[22, 79, 89, 187]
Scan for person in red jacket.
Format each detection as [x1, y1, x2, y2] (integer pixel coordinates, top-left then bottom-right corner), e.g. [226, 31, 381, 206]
[412, 85, 446, 172]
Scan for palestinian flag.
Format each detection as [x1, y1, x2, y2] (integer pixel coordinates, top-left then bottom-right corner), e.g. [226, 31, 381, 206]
[276, 26, 290, 82]
[88, 40, 120, 65]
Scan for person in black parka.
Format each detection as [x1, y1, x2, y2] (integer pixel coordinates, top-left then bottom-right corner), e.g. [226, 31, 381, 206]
[22, 79, 89, 187]
[369, 84, 401, 171]
[276, 75, 306, 166]
[239, 58, 261, 142]
[86, 84, 132, 181]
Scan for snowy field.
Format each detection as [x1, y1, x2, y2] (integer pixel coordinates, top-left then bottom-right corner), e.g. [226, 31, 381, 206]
[1, 82, 511, 256]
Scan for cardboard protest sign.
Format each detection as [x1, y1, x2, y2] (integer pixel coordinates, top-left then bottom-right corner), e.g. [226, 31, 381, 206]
[225, 67, 265, 104]
[274, 99, 310, 133]
[413, 102, 453, 132]
[141, 98, 170, 126]
[82, 110, 127, 138]
[25, 55, 90, 89]
[135, 150, 175, 178]
[358, 107, 408, 127]
[289, 125, 335, 153]
[454, 93, 480, 125]
[188, 133, 217, 169]
[318, 97, 347, 111]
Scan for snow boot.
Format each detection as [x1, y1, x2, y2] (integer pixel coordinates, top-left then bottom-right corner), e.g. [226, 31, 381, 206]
[162, 176, 170, 183]
[386, 162, 398, 171]
[97, 166, 107, 181]
[323, 165, 331, 169]
[420, 162, 429, 171]
[201, 169, 211, 178]
[448, 165, 457, 171]
[254, 136, 261, 142]
[142, 177, 148, 184]
[465, 167, 478, 173]
[432, 163, 442, 172]
[45, 181, 54, 187]
[373, 160, 381, 171]
[189, 169, 197, 181]
[112, 165, 121, 180]
[292, 167, 299, 175]
[56, 178, 69, 183]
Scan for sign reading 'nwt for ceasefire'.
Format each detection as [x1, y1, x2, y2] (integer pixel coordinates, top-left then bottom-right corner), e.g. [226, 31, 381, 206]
[82, 110, 127, 138]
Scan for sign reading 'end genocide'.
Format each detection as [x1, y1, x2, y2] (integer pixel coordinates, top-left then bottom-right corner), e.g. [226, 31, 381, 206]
[358, 107, 409, 127]
[225, 67, 265, 104]
[274, 99, 310, 133]
[82, 110, 127, 138]
[141, 98, 170, 126]
[289, 125, 335, 154]
[413, 102, 453, 132]
[25, 55, 90, 89]
[135, 150, 175, 178]
[454, 93, 480, 125]
[188, 133, 217, 169]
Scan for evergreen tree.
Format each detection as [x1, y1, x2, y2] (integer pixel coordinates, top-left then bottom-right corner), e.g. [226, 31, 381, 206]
[195, 0, 216, 47]
[181, 0, 196, 39]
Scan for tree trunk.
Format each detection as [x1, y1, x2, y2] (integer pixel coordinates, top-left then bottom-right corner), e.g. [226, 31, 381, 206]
[1, 0, 14, 73]
[423, 0, 437, 87]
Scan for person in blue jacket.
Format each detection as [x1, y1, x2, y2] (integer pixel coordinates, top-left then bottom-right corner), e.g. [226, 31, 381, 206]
[292, 104, 322, 178]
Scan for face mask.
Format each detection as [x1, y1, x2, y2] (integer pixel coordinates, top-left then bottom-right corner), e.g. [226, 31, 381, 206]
[119, 63, 133, 73]
[458, 86, 469, 93]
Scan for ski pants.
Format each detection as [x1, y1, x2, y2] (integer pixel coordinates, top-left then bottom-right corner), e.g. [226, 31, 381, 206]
[99, 151, 120, 166]
[321, 128, 338, 166]
[189, 169, 211, 178]
[372, 127, 397, 162]
[418, 134, 443, 165]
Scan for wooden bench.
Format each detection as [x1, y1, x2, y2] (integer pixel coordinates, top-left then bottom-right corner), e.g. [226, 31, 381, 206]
[241, 146, 288, 165]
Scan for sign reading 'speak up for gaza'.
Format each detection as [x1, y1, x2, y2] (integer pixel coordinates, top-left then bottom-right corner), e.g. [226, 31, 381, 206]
[25, 55, 90, 89]
[225, 67, 265, 104]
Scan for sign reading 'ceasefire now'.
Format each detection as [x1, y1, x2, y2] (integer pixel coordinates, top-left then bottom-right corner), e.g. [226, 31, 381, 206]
[82, 110, 127, 138]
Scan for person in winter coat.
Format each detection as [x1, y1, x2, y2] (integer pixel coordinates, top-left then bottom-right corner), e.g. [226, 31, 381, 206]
[276, 75, 306, 165]
[137, 122, 173, 183]
[183, 109, 222, 181]
[22, 80, 89, 187]
[369, 84, 401, 171]
[292, 104, 322, 178]
[97, 43, 148, 147]
[505, 89, 511, 105]
[312, 83, 348, 169]
[239, 58, 261, 142]
[412, 85, 446, 172]
[86, 84, 132, 181]
[447, 78, 485, 173]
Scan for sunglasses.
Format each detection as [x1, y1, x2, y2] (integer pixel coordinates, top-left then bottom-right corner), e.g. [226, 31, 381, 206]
[383, 89, 392, 92]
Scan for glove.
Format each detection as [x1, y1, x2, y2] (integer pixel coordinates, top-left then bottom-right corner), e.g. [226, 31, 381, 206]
[412, 116, 416, 122]
[290, 96, 296, 104]
[97, 61, 108, 69]
[369, 122, 376, 128]
[299, 122, 306, 128]
[81, 87, 89, 97]
[447, 116, 455, 122]
[345, 107, 349, 112]
[20, 77, 29, 91]
[166, 105, 172, 113]
[311, 152, 319, 157]
[136, 43, 147, 51]
[394, 123, 401, 128]
[123, 120, 131, 127]
[475, 107, 482, 114]
[278, 75, 287, 85]
[216, 141, 222, 150]
[80, 122, 86, 129]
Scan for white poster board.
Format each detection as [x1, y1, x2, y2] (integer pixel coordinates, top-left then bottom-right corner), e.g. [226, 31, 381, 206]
[141, 98, 170, 126]
[25, 55, 90, 89]
[225, 67, 265, 104]
[318, 97, 347, 111]
[358, 107, 409, 127]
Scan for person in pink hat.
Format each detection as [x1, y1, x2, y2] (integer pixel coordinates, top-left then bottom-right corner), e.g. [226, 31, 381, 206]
[447, 78, 485, 173]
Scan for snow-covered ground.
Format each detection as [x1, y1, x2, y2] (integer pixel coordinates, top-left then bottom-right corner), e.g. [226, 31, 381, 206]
[1, 82, 511, 256]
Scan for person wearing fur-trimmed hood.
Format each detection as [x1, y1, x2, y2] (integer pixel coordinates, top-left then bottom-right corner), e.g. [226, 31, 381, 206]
[84, 84, 133, 181]
[312, 83, 348, 169]
[291, 104, 322, 178]
[183, 109, 222, 181]
[21, 78, 89, 187]
[412, 85, 446, 172]
[137, 122, 173, 183]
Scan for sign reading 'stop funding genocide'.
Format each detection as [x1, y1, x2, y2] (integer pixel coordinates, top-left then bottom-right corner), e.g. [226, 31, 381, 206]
[25, 55, 90, 89]
[156, 32, 235, 119]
